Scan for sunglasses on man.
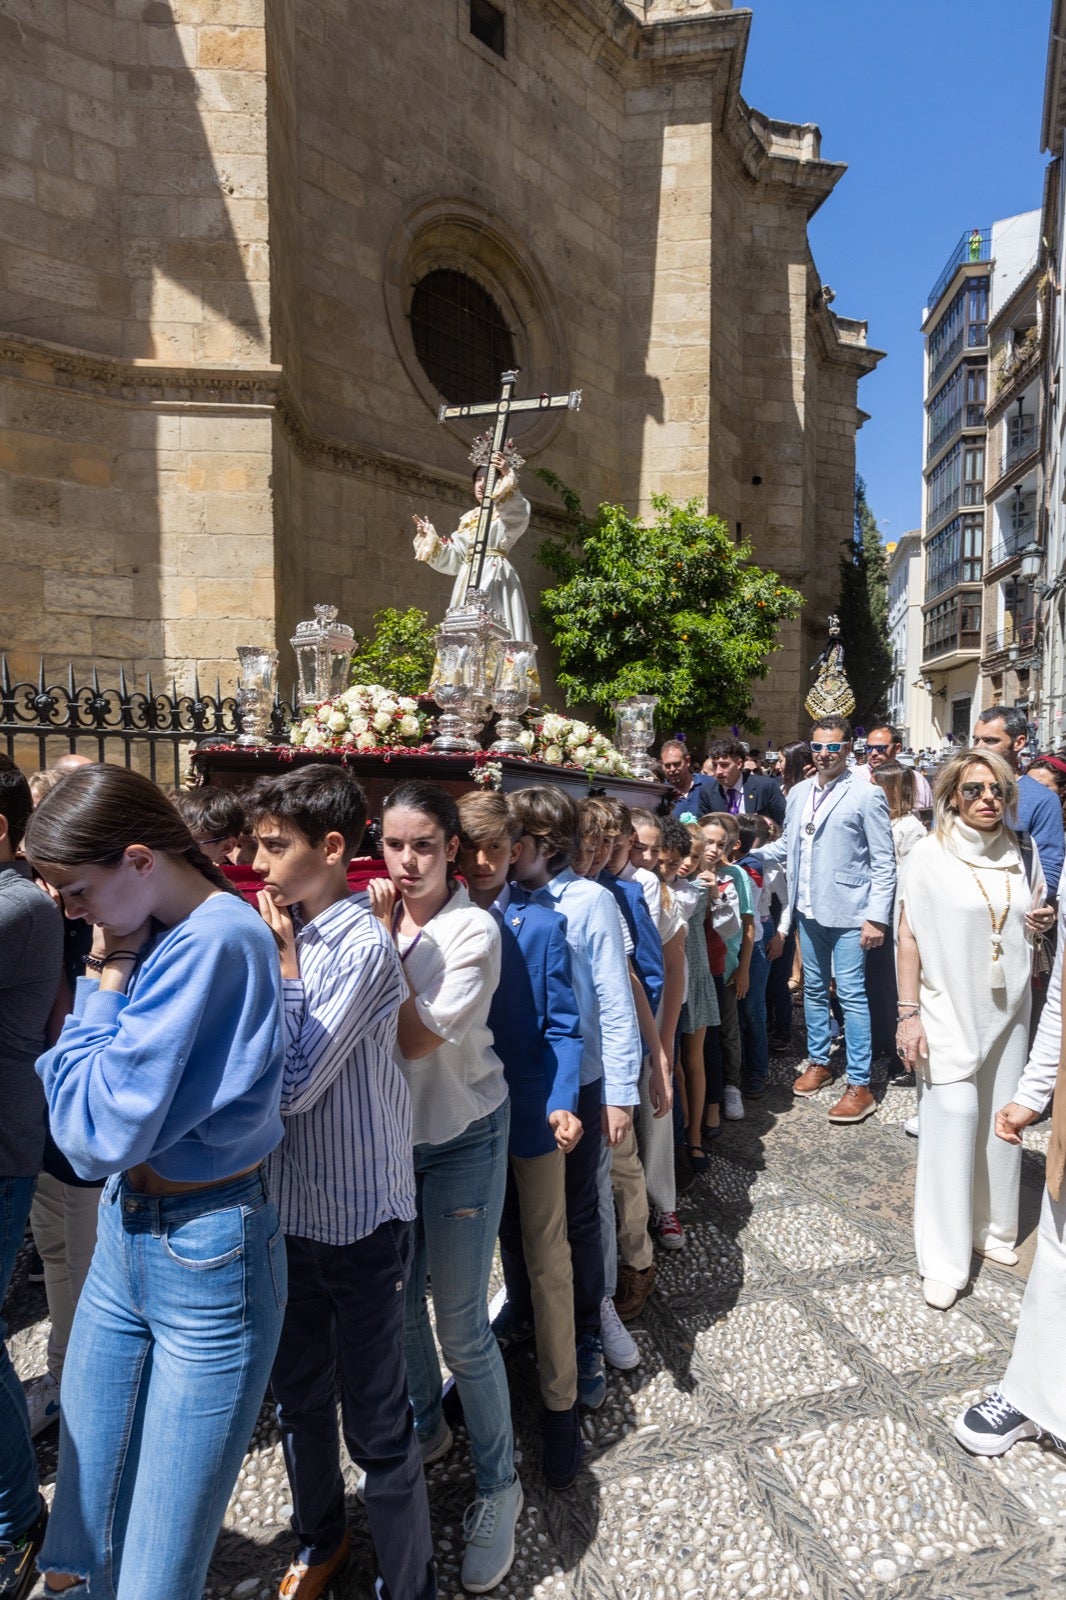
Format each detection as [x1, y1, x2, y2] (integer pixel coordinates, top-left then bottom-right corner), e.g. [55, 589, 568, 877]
[810, 742, 845, 753]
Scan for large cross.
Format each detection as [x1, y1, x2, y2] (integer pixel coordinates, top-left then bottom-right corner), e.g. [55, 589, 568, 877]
[438, 368, 581, 597]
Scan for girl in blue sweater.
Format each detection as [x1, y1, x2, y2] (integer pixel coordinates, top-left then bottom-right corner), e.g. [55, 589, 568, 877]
[25, 767, 286, 1600]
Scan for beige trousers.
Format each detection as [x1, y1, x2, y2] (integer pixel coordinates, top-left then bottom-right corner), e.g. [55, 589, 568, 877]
[509, 1148, 577, 1410]
[30, 1172, 101, 1383]
[610, 1126, 653, 1272]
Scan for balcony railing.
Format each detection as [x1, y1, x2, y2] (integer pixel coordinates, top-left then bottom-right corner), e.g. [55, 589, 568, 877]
[1004, 424, 1037, 471]
[925, 559, 983, 602]
[927, 228, 991, 311]
[984, 618, 1037, 655]
[986, 523, 1035, 573]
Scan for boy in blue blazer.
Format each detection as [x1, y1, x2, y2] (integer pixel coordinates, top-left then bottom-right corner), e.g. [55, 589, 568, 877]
[456, 792, 585, 1492]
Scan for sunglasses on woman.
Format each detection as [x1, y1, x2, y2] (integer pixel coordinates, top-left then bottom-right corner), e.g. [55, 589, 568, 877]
[958, 781, 1004, 800]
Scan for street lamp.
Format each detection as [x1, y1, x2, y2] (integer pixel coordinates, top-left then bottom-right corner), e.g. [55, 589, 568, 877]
[1018, 541, 1044, 585]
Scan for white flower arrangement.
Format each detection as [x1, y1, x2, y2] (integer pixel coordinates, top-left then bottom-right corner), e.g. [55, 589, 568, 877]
[522, 712, 635, 777]
[470, 759, 504, 790]
[289, 685, 431, 752]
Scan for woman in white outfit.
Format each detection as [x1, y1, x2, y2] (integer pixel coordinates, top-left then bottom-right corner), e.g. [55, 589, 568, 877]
[953, 896, 1066, 1455]
[896, 749, 1051, 1310]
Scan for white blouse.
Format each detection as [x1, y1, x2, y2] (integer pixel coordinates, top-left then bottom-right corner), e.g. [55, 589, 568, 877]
[394, 885, 506, 1147]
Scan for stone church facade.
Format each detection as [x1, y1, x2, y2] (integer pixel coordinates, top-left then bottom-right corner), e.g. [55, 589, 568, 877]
[0, 0, 880, 742]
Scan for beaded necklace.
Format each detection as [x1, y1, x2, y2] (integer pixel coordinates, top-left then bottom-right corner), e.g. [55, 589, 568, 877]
[963, 862, 1011, 991]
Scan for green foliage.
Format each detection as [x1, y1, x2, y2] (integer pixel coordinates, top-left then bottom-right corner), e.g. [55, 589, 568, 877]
[349, 606, 436, 698]
[837, 478, 894, 730]
[535, 474, 803, 740]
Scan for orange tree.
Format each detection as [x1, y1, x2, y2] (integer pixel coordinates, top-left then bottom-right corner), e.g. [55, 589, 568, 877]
[535, 478, 802, 741]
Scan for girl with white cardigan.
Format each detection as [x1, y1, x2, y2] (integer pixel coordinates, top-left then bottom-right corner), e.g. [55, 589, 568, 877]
[896, 749, 1054, 1309]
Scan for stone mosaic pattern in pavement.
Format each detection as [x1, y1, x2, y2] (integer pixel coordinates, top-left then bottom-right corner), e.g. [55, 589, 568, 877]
[9, 1035, 1066, 1598]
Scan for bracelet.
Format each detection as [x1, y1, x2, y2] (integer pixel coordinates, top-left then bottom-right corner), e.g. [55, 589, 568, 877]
[84, 950, 141, 973]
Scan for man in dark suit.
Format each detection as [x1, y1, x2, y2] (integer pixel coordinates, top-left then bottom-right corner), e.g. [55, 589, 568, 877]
[709, 739, 786, 827]
[660, 740, 727, 822]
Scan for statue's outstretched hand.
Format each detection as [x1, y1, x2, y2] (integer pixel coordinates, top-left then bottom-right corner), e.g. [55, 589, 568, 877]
[412, 515, 440, 563]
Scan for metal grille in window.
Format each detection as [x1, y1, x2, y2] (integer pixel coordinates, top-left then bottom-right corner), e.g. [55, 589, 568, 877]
[409, 271, 516, 405]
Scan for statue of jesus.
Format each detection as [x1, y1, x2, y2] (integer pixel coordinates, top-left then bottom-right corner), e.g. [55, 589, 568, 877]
[412, 435, 533, 644]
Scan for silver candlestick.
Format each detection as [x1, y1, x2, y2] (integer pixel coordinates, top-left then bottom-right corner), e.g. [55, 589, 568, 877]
[236, 646, 279, 747]
[489, 640, 537, 755]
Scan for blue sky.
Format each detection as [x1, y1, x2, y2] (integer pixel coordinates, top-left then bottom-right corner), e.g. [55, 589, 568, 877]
[738, 0, 1051, 545]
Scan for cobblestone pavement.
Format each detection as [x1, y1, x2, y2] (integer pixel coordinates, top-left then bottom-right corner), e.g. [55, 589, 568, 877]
[10, 1035, 1066, 1599]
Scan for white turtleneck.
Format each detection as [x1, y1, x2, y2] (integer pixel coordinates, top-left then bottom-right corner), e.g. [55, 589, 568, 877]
[898, 820, 1043, 1084]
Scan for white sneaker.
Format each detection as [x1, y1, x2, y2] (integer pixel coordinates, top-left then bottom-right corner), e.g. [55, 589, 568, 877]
[723, 1086, 745, 1121]
[23, 1372, 60, 1437]
[904, 1113, 919, 1138]
[599, 1296, 640, 1370]
[922, 1277, 958, 1310]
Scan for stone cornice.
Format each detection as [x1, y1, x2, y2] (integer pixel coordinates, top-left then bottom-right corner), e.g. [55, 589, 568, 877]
[273, 386, 573, 532]
[0, 331, 281, 409]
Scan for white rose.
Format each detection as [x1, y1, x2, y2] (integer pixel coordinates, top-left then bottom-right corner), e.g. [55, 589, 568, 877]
[399, 714, 421, 737]
[543, 744, 563, 764]
[349, 716, 369, 736]
[572, 745, 593, 765]
[399, 697, 418, 712]
[290, 727, 306, 747]
[570, 720, 590, 742]
[373, 710, 393, 733]
[304, 727, 326, 749]
[518, 730, 535, 751]
[541, 714, 563, 738]
[328, 710, 348, 732]
[341, 731, 356, 746]
[357, 731, 377, 750]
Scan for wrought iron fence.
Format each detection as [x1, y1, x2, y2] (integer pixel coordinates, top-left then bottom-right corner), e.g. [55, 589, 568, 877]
[0, 659, 293, 788]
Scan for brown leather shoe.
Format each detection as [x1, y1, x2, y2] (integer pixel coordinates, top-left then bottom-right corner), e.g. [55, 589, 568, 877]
[614, 1261, 656, 1322]
[792, 1061, 833, 1096]
[279, 1530, 351, 1600]
[827, 1083, 877, 1123]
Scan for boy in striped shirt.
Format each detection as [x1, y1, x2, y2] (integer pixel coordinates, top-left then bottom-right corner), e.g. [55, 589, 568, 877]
[249, 765, 435, 1600]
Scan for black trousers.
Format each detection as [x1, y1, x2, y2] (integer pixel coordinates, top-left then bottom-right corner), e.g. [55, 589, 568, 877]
[271, 1220, 436, 1599]
[864, 923, 898, 1061]
[500, 1076, 604, 1338]
[765, 927, 796, 1038]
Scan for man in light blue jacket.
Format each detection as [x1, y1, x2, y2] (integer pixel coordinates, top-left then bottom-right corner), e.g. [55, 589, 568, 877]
[764, 715, 896, 1123]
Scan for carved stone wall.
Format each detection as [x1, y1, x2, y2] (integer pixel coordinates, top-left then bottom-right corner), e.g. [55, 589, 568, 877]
[0, 0, 880, 741]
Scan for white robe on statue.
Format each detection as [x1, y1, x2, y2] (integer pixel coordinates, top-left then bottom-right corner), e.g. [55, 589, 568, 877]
[417, 471, 533, 642]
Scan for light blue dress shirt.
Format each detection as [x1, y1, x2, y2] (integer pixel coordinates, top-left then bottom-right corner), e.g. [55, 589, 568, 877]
[530, 867, 642, 1106]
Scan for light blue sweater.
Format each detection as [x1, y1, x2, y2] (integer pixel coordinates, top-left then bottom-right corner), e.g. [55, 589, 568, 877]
[37, 894, 285, 1183]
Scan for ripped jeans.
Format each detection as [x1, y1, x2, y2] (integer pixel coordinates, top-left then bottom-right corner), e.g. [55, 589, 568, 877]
[404, 1103, 515, 1498]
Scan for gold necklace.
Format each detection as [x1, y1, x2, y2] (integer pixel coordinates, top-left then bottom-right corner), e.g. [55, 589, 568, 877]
[964, 862, 1011, 967]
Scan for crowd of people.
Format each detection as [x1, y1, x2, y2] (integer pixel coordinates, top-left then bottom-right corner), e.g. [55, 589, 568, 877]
[0, 703, 1063, 1599]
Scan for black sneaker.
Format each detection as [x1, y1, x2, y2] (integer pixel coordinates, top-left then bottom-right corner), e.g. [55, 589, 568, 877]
[26, 1251, 44, 1286]
[0, 1498, 47, 1599]
[953, 1390, 1041, 1456]
[542, 1403, 583, 1490]
[490, 1299, 535, 1358]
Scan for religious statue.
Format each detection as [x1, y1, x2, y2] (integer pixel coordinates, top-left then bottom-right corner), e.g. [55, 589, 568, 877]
[412, 433, 534, 645]
[805, 613, 856, 722]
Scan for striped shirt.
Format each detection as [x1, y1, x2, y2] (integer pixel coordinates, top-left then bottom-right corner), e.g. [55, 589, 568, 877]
[266, 896, 416, 1246]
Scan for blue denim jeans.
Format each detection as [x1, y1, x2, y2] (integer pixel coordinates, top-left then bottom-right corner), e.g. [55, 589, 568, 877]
[404, 1105, 515, 1498]
[738, 936, 770, 1086]
[0, 1176, 39, 1542]
[796, 916, 872, 1086]
[40, 1168, 286, 1600]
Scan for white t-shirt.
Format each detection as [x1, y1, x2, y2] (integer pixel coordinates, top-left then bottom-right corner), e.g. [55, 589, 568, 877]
[394, 885, 506, 1147]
